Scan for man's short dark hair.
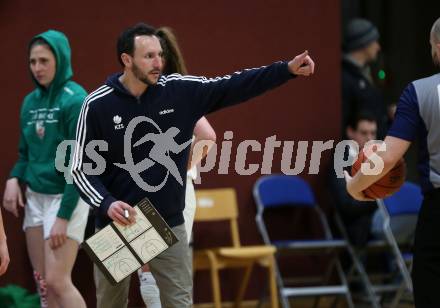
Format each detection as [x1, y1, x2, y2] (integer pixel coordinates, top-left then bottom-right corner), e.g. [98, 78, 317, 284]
[348, 111, 377, 130]
[116, 23, 157, 66]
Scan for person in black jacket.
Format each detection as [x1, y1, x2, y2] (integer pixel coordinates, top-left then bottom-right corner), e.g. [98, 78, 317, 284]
[71, 22, 315, 308]
[342, 18, 388, 139]
[330, 112, 378, 246]
[330, 112, 417, 247]
[137, 26, 217, 308]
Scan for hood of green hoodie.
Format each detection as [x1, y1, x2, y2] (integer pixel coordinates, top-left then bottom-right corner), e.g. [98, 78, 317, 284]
[31, 30, 73, 94]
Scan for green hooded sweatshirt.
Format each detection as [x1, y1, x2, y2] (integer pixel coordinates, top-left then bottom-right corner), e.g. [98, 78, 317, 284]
[10, 30, 87, 220]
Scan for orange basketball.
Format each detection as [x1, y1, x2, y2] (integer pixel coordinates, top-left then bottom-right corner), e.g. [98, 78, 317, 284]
[351, 149, 406, 199]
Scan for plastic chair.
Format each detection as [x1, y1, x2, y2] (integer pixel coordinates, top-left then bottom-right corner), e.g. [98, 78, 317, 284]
[376, 181, 422, 307]
[253, 174, 354, 308]
[334, 181, 422, 308]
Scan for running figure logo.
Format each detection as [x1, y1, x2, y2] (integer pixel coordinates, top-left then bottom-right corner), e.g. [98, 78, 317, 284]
[114, 116, 192, 192]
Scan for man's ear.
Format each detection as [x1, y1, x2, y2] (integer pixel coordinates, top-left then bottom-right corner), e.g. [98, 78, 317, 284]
[121, 53, 132, 67]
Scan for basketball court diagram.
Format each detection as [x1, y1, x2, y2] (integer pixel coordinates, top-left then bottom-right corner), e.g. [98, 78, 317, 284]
[86, 225, 125, 261]
[83, 203, 177, 284]
[103, 247, 141, 282]
[130, 229, 167, 263]
[115, 207, 152, 242]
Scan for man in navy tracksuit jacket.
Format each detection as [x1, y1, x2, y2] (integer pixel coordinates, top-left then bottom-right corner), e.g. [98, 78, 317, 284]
[71, 23, 315, 308]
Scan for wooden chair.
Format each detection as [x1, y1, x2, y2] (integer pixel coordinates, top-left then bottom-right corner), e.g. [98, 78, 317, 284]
[193, 188, 279, 308]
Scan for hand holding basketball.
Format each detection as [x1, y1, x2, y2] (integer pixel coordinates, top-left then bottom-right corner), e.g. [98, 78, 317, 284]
[351, 149, 406, 199]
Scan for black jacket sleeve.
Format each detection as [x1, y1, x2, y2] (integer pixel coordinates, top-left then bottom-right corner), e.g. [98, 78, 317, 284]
[71, 101, 116, 217]
[166, 61, 295, 120]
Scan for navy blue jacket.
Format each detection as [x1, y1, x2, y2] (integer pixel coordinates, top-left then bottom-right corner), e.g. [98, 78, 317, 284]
[72, 61, 294, 228]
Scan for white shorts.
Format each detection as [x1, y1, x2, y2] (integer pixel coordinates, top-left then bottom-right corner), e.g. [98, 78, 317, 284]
[23, 188, 90, 243]
[183, 173, 196, 242]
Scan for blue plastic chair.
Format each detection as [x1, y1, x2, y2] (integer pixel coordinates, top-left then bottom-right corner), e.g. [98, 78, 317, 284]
[381, 181, 422, 216]
[374, 182, 423, 307]
[253, 174, 353, 308]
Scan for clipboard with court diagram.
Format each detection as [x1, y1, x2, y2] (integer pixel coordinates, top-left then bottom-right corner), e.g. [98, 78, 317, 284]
[81, 197, 179, 285]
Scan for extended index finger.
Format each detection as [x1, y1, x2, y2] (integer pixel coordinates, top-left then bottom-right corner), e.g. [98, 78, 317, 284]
[297, 50, 308, 60]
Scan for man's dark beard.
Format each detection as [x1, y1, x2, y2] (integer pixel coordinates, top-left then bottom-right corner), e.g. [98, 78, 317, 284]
[132, 63, 157, 86]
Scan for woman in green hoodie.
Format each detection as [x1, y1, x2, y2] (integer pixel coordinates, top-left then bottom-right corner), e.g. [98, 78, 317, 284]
[2, 30, 88, 308]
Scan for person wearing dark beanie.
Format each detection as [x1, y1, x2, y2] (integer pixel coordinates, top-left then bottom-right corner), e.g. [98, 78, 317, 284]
[341, 18, 387, 139]
[344, 18, 380, 53]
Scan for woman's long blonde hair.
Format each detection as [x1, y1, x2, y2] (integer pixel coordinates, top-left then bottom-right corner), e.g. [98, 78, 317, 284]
[156, 27, 188, 75]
